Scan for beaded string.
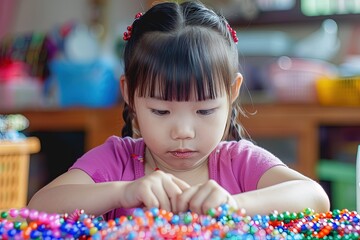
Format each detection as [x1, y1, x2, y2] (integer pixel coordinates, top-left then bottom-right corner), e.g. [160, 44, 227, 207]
[132, 151, 159, 171]
[2, 206, 360, 239]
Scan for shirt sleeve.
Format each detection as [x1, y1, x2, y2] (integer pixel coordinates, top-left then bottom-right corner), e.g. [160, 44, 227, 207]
[69, 136, 135, 183]
[214, 140, 286, 194]
[230, 140, 286, 192]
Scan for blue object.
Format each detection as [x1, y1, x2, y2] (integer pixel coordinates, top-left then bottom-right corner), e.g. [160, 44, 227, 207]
[50, 60, 119, 107]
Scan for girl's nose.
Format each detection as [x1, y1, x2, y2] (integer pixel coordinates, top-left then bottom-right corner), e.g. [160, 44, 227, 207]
[170, 120, 195, 140]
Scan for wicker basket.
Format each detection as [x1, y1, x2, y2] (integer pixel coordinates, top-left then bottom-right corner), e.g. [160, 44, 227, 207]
[316, 76, 360, 106]
[0, 137, 40, 210]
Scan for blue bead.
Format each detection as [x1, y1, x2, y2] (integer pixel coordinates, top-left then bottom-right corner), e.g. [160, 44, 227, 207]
[170, 214, 180, 224]
[30, 230, 41, 239]
[127, 231, 137, 240]
[133, 208, 145, 217]
[7, 229, 17, 237]
[150, 207, 159, 217]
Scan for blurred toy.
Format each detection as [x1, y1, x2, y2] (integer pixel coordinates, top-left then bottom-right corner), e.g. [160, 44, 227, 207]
[0, 114, 29, 140]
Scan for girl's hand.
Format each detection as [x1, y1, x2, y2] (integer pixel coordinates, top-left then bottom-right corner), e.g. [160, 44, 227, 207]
[120, 170, 190, 212]
[175, 180, 238, 214]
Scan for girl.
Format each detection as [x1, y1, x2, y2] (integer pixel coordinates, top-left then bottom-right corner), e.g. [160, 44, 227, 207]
[28, 1, 329, 220]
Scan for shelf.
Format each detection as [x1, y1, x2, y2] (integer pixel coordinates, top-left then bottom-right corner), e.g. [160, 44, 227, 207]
[2, 103, 360, 179]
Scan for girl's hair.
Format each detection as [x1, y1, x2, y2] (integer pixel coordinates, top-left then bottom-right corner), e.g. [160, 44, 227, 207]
[121, 0, 245, 140]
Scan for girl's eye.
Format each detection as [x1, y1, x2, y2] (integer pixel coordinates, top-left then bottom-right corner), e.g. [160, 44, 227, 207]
[196, 109, 215, 115]
[151, 109, 170, 116]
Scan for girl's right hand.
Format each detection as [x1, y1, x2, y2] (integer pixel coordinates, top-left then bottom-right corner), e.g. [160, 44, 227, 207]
[119, 170, 190, 212]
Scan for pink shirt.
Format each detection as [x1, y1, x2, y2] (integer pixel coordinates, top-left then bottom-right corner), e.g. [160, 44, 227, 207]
[70, 136, 285, 219]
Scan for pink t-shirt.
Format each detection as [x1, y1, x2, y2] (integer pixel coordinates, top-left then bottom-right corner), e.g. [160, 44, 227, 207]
[70, 136, 285, 219]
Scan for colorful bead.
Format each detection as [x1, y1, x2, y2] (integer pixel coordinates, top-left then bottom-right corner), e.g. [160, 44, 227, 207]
[1, 206, 360, 239]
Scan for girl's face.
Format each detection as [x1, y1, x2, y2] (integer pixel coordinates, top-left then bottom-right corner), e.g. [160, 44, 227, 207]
[134, 91, 230, 171]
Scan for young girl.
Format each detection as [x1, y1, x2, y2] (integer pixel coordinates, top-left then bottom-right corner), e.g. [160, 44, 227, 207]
[28, 1, 329, 220]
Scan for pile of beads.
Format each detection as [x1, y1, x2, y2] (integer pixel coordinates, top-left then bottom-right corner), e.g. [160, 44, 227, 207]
[1, 205, 360, 239]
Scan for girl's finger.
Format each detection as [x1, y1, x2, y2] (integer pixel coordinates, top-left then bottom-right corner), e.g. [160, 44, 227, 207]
[176, 186, 199, 213]
[186, 185, 213, 213]
[139, 185, 160, 209]
[200, 189, 228, 214]
[171, 176, 191, 191]
[151, 184, 172, 212]
[162, 180, 183, 212]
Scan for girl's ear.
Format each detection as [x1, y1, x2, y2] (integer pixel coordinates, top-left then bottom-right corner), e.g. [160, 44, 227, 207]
[120, 75, 129, 104]
[231, 73, 243, 103]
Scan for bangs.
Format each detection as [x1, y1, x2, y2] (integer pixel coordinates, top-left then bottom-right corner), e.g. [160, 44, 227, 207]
[127, 27, 236, 103]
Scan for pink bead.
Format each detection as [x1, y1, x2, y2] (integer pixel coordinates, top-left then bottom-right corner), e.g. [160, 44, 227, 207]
[38, 212, 48, 223]
[9, 208, 19, 218]
[52, 229, 61, 238]
[4, 221, 14, 230]
[50, 219, 61, 228]
[19, 208, 30, 218]
[29, 209, 39, 221]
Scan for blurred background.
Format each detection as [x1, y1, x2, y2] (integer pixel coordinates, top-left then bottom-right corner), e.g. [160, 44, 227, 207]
[1, 0, 360, 211]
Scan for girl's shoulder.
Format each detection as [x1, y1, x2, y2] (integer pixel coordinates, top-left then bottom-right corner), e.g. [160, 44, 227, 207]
[216, 139, 260, 155]
[211, 140, 285, 192]
[71, 136, 145, 182]
[103, 136, 145, 155]
[215, 139, 282, 163]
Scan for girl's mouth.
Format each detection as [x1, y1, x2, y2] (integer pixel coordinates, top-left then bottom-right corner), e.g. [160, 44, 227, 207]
[170, 151, 195, 159]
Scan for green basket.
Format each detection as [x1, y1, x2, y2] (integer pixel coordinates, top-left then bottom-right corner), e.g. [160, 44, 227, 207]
[317, 160, 356, 211]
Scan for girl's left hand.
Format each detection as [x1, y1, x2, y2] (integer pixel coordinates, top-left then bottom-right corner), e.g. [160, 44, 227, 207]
[175, 180, 238, 214]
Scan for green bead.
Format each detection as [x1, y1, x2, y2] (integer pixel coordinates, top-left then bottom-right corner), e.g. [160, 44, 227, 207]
[249, 225, 258, 234]
[0, 211, 8, 219]
[297, 212, 305, 219]
[352, 232, 359, 239]
[332, 209, 341, 216]
[304, 208, 313, 216]
[183, 213, 192, 224]
[277, 213, 284, 221]
[290, 212, 298, 220]
[207, 208, 216, 217]
[13, 221, 22, 229]
[269, 213, 277, 221]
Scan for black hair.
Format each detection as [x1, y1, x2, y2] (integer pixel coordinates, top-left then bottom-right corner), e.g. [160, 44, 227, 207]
[121, 1, 244, 140]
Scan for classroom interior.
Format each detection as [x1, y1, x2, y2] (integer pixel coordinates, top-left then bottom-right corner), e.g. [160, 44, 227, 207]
[1, 0, 360, 212]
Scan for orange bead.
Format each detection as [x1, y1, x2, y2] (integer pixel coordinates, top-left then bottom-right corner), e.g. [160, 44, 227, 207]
[28, 221, 38, 230]
[22, 227, 32, 239]
[119, 216, 127, 224]
[107, 219, 116, 228]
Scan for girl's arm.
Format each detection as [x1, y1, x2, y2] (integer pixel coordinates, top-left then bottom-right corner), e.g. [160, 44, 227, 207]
[233, 166, 330, 216]
[27, 169, 129, 216]
[27, 169, 190, 217]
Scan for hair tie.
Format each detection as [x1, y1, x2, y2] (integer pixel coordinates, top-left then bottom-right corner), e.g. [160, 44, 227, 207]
[123, 12, 143, 41]
[227, 24, 238, 44]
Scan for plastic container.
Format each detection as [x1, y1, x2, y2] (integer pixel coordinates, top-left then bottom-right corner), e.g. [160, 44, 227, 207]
[316, 76, 360, 106]
[50, 60, 119, 107]
[268, 57, 337, 103]
[0, 137, 40, 209]
[317, 160, 356, 211]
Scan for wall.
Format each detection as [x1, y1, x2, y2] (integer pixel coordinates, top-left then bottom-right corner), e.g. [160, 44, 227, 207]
[8, 0, 146, 48]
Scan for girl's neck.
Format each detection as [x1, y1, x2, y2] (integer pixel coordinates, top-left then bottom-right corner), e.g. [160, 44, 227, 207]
[145, 147, 209, 186]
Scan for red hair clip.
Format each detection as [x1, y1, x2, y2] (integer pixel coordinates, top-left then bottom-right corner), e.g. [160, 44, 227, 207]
[123, 12, 143, 41]
[227, 24, 238, 44]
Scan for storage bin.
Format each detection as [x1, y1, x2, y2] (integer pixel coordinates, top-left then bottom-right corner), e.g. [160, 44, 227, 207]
[316, 76, 360, 106]
[50, 60, 119, 107]
[317, 160, 356, 211]
[268, 57, 337, 103]
[0, 137, 40, 210]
